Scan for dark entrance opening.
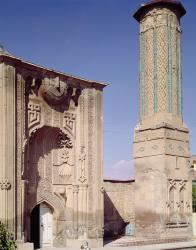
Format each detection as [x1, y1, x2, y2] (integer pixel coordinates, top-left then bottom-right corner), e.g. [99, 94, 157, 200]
[30, 205, 40, 249]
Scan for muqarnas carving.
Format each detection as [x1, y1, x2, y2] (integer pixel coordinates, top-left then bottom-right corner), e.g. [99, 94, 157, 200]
[25, 76, 42, 97]
[39, 78, 81, 107]
[25, 75, 82, 109]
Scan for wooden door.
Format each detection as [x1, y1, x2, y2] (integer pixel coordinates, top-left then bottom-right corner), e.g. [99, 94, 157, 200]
[40, 203, 53, 247]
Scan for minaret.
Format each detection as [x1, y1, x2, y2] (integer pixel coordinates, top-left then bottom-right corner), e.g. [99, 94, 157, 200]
[133, 0, 192, 238]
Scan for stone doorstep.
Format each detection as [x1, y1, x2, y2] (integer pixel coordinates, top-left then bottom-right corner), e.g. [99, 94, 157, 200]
[104, 236, 193, 247]
[104, 239, 196, 249]
[17, 239, 196, 250]
[18, 240, 196, 250]
[16, 242, 196, 250]
[17, 242, 34, 250]
[105, 241, 196, 250]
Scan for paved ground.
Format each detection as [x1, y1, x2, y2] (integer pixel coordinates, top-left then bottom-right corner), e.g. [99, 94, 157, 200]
[20, 237, 196, 250]
[35, 240, 196, 250]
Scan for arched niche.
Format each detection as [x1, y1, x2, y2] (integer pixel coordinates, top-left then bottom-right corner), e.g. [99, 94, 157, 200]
[169, 186, 175, 219]
[24, 126, 73, 241]
[179, 186, 185, 214]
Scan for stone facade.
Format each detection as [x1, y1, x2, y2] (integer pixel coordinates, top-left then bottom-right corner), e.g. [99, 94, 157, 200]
[0, 0, 193, 248]
[0, 51, 106, 248]
[133, 0, 192, 239]
[104, 180, 135, 238]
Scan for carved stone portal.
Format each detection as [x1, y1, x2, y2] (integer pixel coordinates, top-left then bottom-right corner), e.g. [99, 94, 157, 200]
[0, 51, 105, 248]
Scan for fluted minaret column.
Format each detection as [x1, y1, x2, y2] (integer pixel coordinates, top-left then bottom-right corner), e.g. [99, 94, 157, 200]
[134, 0, 185, 129]
[133, 1, 192, 239]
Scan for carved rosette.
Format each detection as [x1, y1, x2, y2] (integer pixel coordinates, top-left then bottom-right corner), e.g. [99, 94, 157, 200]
[0, 179, 11, 190]
[73, 185, 79, 193]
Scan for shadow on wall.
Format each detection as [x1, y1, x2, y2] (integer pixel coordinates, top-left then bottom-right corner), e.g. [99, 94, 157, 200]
[104, 191, 128, 239]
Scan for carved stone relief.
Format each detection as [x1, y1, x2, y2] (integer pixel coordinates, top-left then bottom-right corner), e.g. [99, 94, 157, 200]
[139, 7, 183, 120]
[134, 127, 188, 143]
[63, 112, 76, 136]
[25, 76, 42, 97]
[78, 146, 87, 183]
[73, 185, 79, 194]
[0, 179, 11, 190]
[2, 48, 104, 247]
[167, 179, 189, 225]
[56, 187, 67, 206]
[53, 132, 74, 184]
[25, 75, 82, 123]
[152, 145, 158, 150]
[28, 102, 41, 134]
[39, 78, 81, 108]
[138, 147, 145, 152]
[56, 148, 73, 178]
[56, 132, 72, 148]
[87, 90, 96, 225]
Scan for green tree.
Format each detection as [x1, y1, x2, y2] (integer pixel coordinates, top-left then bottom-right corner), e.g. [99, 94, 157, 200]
[0, 222, 17, 250]
[192, 183, 196, 213]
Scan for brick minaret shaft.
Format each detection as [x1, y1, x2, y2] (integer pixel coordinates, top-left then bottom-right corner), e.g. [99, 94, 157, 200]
[133, 1, 192, 238]
[134, 0, 185, 128]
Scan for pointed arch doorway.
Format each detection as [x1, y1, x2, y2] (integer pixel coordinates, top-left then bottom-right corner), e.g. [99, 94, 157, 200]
[31, 203, 53, 248]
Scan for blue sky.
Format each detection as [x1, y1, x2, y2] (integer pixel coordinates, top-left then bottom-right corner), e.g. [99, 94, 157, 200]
[1, 0, 196, 180]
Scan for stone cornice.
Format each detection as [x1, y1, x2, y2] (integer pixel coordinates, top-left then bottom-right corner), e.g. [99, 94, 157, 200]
[0, 53, 108, 91]
[135, 122, 189, 133]
[133, 0, 186, 22]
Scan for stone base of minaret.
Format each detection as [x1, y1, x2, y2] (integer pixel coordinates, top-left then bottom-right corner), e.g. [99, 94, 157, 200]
[133, 123, 192, 239]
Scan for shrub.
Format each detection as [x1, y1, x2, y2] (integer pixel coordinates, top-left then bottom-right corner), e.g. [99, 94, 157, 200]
[0, 221, 17, 250]
[193, 183, 196, 212]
